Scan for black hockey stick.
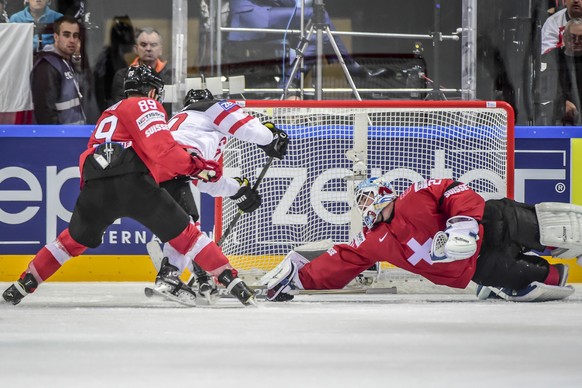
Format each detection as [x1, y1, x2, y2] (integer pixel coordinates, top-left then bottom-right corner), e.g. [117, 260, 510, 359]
[217, 155, 275, 247]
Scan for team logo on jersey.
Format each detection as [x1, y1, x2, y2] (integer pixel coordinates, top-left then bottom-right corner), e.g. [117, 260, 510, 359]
[349, 231, 366, 248]
[136, 110, 166, 130]
[218, 101, 236, 111]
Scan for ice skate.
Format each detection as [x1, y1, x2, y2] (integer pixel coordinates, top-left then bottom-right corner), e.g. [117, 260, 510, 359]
[190, 270, 219, 306]
[2, 273, 38, 305]
[217, 269, 256, 306]
[148, 257, 197, 307]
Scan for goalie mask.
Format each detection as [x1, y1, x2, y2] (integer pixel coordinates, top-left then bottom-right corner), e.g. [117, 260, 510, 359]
[124, 64, 165, 102]
[184, 88, 214, 107]
[355, 177, 397, 229]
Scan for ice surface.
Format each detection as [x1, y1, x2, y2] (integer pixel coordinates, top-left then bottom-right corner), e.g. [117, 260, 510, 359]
[1, 282, 581, 388]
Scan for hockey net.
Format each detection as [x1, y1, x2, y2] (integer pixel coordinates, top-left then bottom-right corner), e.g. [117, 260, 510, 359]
[215, 100, 514, 292]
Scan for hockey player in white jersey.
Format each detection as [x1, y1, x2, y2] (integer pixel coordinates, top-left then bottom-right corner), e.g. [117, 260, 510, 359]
[151, 88, 288, 305]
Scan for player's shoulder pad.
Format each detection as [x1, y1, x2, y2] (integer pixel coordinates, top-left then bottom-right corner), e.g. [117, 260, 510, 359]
[183, 100, 217, 112]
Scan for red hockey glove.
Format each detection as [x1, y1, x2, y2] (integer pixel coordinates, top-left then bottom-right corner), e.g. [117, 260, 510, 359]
[189, 153, 222, 182]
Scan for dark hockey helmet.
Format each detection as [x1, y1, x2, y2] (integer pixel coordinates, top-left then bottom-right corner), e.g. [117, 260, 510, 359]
[184, 88, 214, 107]
[124, 64, 165, 102]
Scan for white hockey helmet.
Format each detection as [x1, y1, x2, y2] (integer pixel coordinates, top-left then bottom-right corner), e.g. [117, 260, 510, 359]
[354, 177, 397, 229]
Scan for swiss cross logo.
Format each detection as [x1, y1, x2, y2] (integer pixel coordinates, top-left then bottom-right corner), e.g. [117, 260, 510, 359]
[406, 238, 433, 266]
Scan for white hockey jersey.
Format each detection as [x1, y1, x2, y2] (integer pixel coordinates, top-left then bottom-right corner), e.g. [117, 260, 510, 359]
[541, 8, 568, 54]
[168, 99, 274, 197]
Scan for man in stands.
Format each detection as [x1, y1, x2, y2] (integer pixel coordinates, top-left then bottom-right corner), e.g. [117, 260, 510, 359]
[541, 0, 582, 54]
[30, 15, 85, 124]
[263, 176, 576, 302]
[2, 65, 257, 307]
[109, 27, 172, 115]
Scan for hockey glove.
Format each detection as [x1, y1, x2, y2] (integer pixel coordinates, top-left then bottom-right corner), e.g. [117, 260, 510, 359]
[430, 216, 479, 263]
[230, 177, 262, 213]
[189, 153, 222, 183]
[258, 122, 289, 160]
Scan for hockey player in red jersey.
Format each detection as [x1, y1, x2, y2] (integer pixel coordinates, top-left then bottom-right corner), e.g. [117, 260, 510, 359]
[2, 65, 257, 307]
[263, 176, 576, 302]
[149, 88, 288, 303]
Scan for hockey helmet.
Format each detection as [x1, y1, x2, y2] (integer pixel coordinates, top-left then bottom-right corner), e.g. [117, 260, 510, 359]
[184, 88, 214, 106]
[123, 64, 165, 102]
[354, 177, 397, 229]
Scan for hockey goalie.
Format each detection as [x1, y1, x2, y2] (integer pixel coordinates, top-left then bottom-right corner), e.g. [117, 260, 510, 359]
[262, 176, 579, 302]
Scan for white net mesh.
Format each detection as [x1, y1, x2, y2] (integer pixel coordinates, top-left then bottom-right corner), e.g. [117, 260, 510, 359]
[217, 101, 513, 288]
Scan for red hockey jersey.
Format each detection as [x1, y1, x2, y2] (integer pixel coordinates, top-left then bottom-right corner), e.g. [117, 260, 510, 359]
[79, 97, 196, 183]
[300, 179, 486, 290]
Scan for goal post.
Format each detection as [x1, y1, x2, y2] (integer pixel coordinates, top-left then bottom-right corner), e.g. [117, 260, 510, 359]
[214, 100, 515, 286]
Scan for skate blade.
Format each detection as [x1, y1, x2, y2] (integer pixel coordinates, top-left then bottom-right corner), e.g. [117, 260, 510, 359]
[195, 290, 220, 306]
[243, 296, 259, 307]
[144, 287, 197, 307]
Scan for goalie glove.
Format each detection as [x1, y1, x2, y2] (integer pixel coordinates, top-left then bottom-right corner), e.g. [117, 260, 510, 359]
[430, 216, 479, 263]
[188, 152, 222, 183]
[258, 122, 288, 160]
[230, 177, 262, 213]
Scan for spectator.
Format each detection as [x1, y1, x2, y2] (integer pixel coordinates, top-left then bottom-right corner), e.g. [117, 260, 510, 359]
[541, 0, 582, 54]
[227, 0, 385, 88]
[31, 15, 85, 124]
[93, 15, 135, 113]
[0, 0, 8, 23]
[556, 18, 582, 124]
[109, 27, 172, 115]
[9, 0, 63, 52]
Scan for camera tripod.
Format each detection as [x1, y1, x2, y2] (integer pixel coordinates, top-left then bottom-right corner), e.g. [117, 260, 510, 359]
[281, 0, 362, 100]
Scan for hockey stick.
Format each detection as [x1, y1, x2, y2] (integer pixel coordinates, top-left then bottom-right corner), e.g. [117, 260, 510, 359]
[217, 155, 275, 247]
[181, 154, 276, 289]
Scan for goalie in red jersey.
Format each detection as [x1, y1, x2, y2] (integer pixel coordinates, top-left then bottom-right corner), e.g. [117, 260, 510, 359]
[262, 176, 578, 302]
[2, 65, 256, 307]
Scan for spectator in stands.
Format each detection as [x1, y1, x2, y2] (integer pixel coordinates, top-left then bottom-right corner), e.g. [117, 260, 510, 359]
[541, 0, 582, 54]
[109, 27, 172, 116]
[31, 15, 85, 124]
[93, 15, 135, 113]
[0, 1, 9, 23]
[227, 0, 385, 88]
[9, 0, 63, 52]
[555, 18, 582, 124]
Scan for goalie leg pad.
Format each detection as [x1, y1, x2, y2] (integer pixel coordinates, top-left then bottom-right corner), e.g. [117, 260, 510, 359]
[260, 251, 310, 286]
[536, 202, 582, 258]
[486, 282, 575, 302]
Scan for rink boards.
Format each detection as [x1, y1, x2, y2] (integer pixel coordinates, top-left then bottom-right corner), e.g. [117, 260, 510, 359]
[0, 125, 582, 282]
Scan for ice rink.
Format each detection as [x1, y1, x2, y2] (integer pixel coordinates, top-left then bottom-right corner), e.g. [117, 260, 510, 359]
[1, 282, 581, 388]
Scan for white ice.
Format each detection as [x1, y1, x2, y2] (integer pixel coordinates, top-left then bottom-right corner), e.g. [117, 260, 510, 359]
[1, 282, 581, 388]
